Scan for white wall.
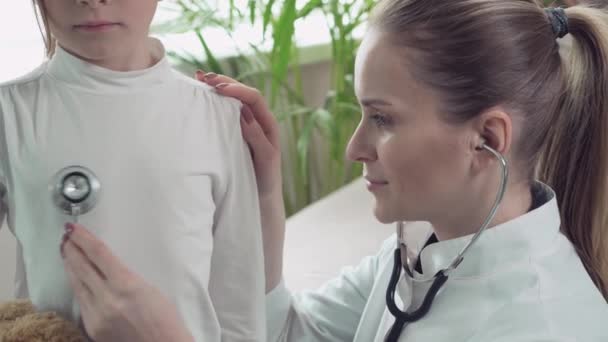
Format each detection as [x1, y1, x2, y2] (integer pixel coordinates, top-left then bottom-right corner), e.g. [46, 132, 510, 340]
[0, 1, 45, 82]
[283, 178, 394, 292]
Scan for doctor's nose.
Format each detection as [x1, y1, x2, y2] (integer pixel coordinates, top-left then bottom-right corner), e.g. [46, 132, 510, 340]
[346, 126, 377, 163]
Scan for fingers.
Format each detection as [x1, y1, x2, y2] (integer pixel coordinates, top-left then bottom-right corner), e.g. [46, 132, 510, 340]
[217, 84, 271, 124]
[194, 71, 282, 166]
[240, 105, 276, 159]
[63, 237, 103, 290]
[65, 266, 94, 316]
[195, 70, 238, 87]
[63, 239, 97, 314]
[194, 70, 261, 109]
[63, 223, 126, 286]
[195, 71, 276, 132]
[195, 70, 263, 120]
[236, 86, 280, 149]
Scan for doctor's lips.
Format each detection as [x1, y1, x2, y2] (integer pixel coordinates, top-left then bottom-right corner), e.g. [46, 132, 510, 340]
[364, 176, 388, 191]
[74, 21, 121, 32]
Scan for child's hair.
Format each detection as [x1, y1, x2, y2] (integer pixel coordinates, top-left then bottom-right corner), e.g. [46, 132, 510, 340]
[371, 0, 608, 300]
[33, 0, 56, 57]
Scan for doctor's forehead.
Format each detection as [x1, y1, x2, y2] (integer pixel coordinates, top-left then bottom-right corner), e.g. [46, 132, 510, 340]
[354, 29, 418, 105]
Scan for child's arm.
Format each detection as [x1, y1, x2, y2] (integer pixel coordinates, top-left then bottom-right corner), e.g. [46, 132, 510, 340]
[0, 101, 6, 232]
[0, 116, 26, 300]
[0, 182, 6, 231]
[208, 112, 266, 342]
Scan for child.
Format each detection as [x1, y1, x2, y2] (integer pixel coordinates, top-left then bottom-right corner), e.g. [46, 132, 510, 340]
[0, 1, 265, 341]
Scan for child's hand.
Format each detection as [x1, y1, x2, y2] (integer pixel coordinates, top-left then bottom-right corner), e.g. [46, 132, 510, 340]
[195, 70, 282, 202]
[61, 223, 194, 342]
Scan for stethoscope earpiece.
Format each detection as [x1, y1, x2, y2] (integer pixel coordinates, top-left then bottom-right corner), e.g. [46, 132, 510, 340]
[476, 138, 488, 151]
[50, 165, 101, 222]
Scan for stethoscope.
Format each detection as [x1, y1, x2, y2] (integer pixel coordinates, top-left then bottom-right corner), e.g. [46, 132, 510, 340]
[50, 166, 101, 223]
[384, 143, 508, 342]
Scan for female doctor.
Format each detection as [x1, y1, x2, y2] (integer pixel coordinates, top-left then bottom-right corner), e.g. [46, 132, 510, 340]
[60, 0, 608, 340]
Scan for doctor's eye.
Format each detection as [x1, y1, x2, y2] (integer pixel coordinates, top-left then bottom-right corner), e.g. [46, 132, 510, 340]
[370, 112, 392, 127]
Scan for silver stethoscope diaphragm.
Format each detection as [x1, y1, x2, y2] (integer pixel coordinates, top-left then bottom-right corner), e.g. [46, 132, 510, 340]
[50, 165, 101, 222]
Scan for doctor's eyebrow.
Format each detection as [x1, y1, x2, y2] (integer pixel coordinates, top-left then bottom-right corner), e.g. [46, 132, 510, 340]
[360, 98, 393, 107]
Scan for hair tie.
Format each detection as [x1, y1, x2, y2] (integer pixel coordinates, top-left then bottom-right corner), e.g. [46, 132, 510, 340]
[545, 7, 569, 39]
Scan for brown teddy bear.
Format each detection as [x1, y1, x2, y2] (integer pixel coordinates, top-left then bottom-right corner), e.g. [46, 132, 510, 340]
[0, 300, 86, 342]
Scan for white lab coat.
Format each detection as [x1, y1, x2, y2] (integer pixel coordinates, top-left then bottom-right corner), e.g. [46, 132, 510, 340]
[266, 182, 608, 341]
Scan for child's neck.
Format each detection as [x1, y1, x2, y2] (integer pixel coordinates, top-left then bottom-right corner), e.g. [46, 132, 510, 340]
[61, 38, 160, 72]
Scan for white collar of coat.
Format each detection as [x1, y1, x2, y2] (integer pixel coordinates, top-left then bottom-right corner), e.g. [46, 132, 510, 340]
[415, 181, 560, 279]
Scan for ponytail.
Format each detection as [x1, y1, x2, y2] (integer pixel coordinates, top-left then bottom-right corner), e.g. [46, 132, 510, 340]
[538, 6, 608, 300]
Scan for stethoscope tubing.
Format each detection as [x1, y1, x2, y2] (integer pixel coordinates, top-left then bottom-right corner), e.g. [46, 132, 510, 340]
[384, 143, 509, 341]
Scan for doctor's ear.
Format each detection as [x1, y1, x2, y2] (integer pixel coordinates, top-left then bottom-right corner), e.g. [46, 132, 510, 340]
[470, 108, 512, 169]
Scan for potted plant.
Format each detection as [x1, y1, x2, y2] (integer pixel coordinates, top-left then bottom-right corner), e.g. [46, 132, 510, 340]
[155, 0, 373, 216]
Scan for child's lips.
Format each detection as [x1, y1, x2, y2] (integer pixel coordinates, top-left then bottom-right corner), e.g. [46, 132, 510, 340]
[74, 21, 121, 32]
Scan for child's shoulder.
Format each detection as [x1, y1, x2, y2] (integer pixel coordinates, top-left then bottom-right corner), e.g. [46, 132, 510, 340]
[171, 70, 242, 112]
[0, 63, 47, 93]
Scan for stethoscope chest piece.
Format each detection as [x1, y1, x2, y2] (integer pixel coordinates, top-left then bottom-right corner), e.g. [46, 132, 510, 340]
[50, 165, 101, 221]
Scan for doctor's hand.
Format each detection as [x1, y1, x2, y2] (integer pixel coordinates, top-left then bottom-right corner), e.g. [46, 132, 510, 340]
[61, 223, 194, 342]
[194, 70, 282, 201]
[195, 70, 286, 292]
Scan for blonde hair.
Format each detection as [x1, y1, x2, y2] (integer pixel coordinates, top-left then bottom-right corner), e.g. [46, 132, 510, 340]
[371, 0, 608, 300]
[33, 0, 56, 57]
[538, 6, 608, 300]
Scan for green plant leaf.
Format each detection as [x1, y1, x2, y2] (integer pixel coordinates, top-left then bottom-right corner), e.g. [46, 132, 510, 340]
[296, 110, 318, 182]
[158, 0, 374, 216]
[276, 106, 313, 121]
[297, 0, 323, 18]
[313, 107, 336, 137]
[269, 0, 297, 105]
[167, 50, 206, 70]
[229, 0, 235, 26]
[249, 0, 257, 25]
[195, 30, 224, 74]
[263, 0, 278, 35]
